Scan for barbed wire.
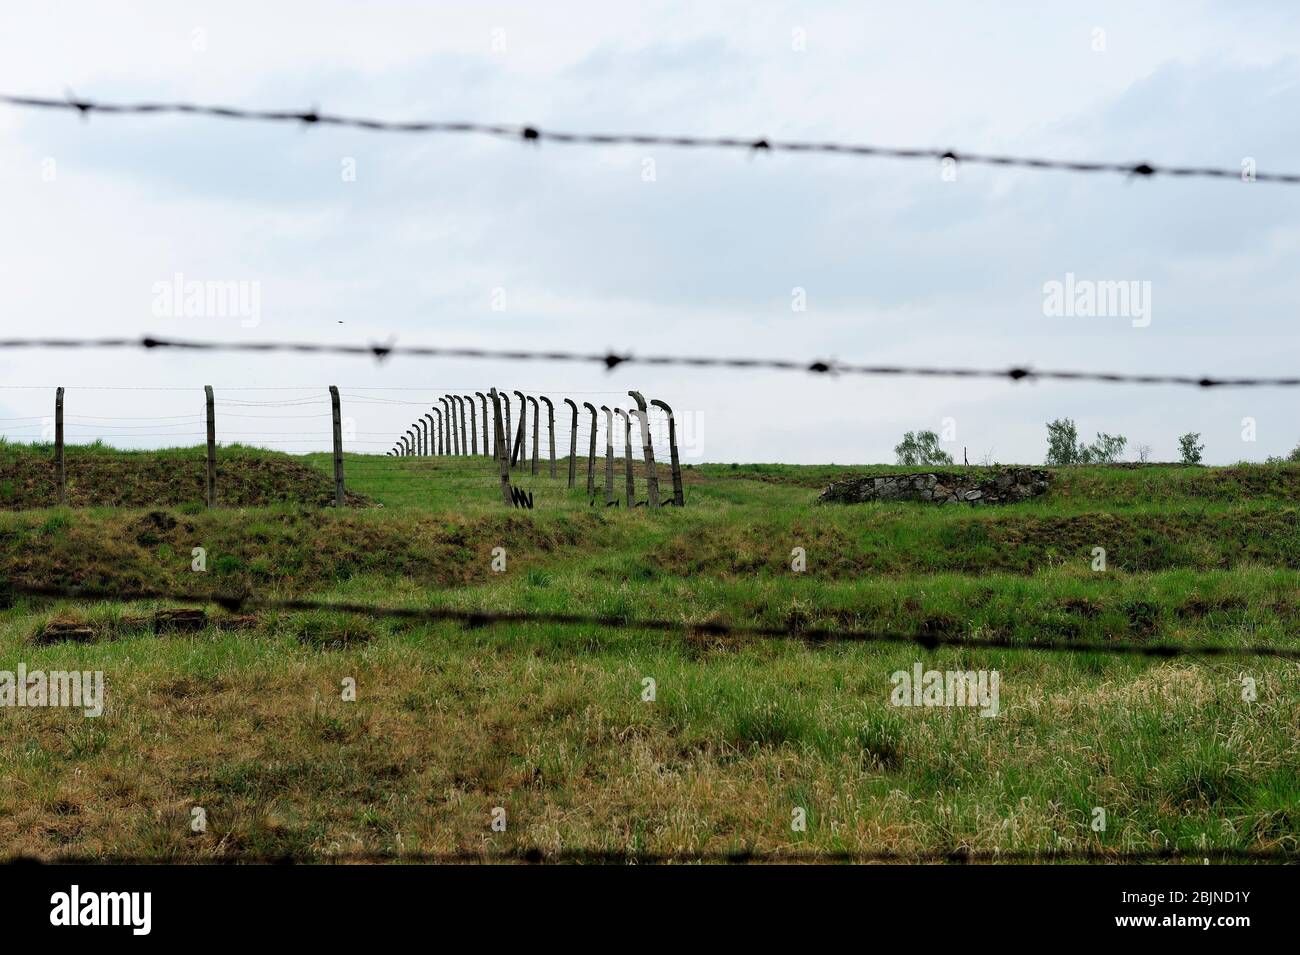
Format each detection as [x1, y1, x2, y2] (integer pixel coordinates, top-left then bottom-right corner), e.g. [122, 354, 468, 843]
[9, 581, 1300, 660]
[2, 93, 1295, 185]
[2, 335, 1298, 388]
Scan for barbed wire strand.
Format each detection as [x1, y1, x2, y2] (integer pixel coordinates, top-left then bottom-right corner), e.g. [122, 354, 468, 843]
[2, 93, 1296, 184]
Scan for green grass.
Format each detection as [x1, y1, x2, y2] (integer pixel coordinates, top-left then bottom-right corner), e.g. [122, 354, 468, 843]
[1, 447, 1298, 862]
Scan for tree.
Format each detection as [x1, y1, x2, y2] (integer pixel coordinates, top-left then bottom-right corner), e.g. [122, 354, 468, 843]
[894, 430, 953, 466]
[1178, 432, 1204, 465]
[1086, 433, 1127, 464]
[1045, 418, 1081, 465]
[1135, 443, 1152, 463]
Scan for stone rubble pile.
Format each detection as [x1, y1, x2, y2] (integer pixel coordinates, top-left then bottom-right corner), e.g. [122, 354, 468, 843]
[817, 468, 1051, 505]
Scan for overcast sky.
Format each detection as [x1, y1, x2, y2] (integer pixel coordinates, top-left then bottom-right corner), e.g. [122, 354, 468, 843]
[2, 1, 1298, 464]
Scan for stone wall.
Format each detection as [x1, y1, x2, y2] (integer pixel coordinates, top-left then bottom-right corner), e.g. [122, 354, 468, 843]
[817, 468, 1051, 505]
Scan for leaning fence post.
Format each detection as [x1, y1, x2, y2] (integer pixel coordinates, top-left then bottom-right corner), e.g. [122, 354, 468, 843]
[329, 386, 346, 507]
[651, 399, 684, 506]
[490, 388, 512, 506]
[54, 386, 65, 505]
[563, 399, 578, 488]
[583, 402, 597, 496]
[204, 385, 217, 506]
[476, 392, 489, 456]
[600, 405, 615, 503]
[628, 390, 659, 507]
[541, 397, 557, 479]
[616, 408, 635, 506]
[511, 391, 528, 468]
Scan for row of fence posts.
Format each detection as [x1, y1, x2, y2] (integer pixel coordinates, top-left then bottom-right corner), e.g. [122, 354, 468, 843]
[388, 388, 685, 508]
[46, 385, 350, 508]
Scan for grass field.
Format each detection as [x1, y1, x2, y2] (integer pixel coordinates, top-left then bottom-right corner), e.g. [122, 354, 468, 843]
[2, 444, 1298, 862]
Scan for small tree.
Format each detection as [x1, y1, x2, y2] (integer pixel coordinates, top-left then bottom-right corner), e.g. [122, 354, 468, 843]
[1086, 433, 1128, 464]
[894, 430, 953, 466]
[1178, 432, 1204, 465]
[1045, 418, 1081, 465]
[1135, 443, 1152, 464]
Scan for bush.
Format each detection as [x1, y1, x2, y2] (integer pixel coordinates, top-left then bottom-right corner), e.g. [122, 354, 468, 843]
[1046, 420, 1127, 464]
[1178, 432, 1204, 465]
[894, 430, 953, 466]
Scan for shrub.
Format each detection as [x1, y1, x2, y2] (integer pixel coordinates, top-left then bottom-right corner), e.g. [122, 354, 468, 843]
[1178, 432, 1204, 465]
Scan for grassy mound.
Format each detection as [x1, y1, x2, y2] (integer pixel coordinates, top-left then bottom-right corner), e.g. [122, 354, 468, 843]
[0, 444, 374, 509]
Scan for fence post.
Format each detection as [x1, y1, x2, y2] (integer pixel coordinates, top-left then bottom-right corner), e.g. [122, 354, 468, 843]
[329, 386, 346, 506]
[617, 408, 635, 506]
[541, 397, 557, 478]
[600, 405, 614, 503]
[476, 392, 489, 456]
[458, 396, 469, 456]
[627, 390, 659, 507]
[54, 386, 65, 505]
[426, 415, 437, 455]
[527, 395, 540, 475]
[583, 402, 597, 496]
[447, 397, 459, 455]
[205, 385, 217, 506]
[500, 390, 511, 461]
[438, 398, 451, 454]
[651, 399, 684, 506]
[563, 399, 578, 488]
[464, 395, 478, 456]
[511, 391, 527, 468]
[490, 388, 512, 506]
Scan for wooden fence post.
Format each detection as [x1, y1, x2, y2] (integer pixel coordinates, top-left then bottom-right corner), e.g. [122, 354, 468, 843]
[628, 390, 659, 507]
[54, 386, 65, 505]
[600, 405, 615, 503]
[511, 391, 528, 468]
[563, 399, 578, 488]
[583, 402, 597, 496]
[651, 399, 685, 506]
[616, 408, 634, 506]
[205, 385, 217, 506]
[476, 392, 489, 456]
[490, 388, 512, 506]
[329, 386, 346, 507]
[541, 397, 557, 478]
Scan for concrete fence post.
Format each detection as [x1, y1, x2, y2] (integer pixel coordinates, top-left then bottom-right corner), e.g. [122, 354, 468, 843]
[651, 399, 685, 506]
[204, 384, 217, 506]
[583, 402, 597, 496]
[600, 405, 615, 503]
[490, 388, 512, 506]
[465, 395, 478, 456]
[563, 398, 578, 488]
[55, 386, 65, 505]
[476, 392, 489, 456]
[329, 385, 346, 507]
[541, 397, 557, 479]
[616, 408, 634, 506]
[458, 395, 469, 456]
[511, 391, 528, 468]
[424, 414, 436, 455]
[500, 390, 511, 461]
[628, 390, 659, 507]
[430, 407, 441, 454]
[438, 397, 451, 455]
[527, 395, 540, 475]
